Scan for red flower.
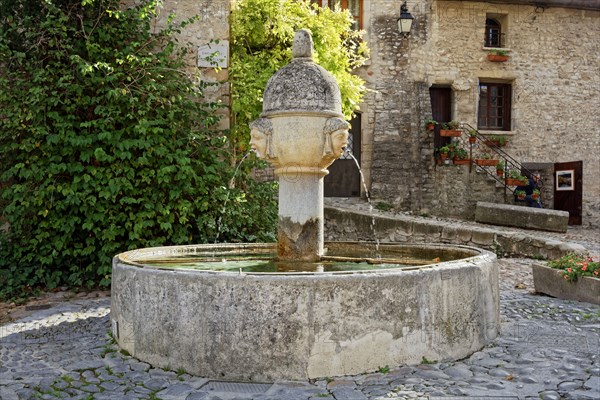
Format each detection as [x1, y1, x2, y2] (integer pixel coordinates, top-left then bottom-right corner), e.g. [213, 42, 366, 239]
[595, 271, 599, 276]
[567, 268, 572, 273]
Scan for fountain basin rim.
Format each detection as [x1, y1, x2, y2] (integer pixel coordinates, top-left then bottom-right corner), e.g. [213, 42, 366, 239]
[115, 242, 494, 277]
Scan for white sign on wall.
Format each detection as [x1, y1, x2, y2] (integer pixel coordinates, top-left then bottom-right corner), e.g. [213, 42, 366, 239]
[198, 40, 229, 68]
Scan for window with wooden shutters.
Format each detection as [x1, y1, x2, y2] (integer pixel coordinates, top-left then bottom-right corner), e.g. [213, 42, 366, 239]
[478, 83, 512, 131]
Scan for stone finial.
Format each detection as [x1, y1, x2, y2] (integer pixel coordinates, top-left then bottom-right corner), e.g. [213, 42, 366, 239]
[292, 29, 314, 59]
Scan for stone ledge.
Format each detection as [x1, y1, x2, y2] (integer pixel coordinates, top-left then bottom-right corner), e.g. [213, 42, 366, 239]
[474, 202, 569, 233]
[532, 263, 600, 305]
[324, 206, 585, 259]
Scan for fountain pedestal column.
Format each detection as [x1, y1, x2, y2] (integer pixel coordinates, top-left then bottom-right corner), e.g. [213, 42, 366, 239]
[250, 29, 349, 262]
[277, 173, 325, 261]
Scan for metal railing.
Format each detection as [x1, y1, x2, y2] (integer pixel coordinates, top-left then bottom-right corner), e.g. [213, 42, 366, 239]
[460, 123, 538, 200]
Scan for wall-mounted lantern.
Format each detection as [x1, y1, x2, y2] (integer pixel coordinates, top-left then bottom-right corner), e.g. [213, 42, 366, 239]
[397, 1, 414, 36]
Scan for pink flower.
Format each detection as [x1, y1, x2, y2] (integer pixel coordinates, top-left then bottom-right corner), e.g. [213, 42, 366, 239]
[567, 268, 572, 273]
[582, 264, 587, 271]
[595, 271, 599, 276]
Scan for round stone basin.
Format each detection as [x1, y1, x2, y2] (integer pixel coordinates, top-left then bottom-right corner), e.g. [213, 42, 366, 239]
[111, 242, 499, 381]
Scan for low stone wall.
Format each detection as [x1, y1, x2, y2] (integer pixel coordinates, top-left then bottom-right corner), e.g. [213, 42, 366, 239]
[474, 202, 569, 233]
[324, 206, 585, 260]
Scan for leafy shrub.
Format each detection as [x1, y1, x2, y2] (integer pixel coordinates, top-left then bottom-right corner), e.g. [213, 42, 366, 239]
[0, 0, 276, 300]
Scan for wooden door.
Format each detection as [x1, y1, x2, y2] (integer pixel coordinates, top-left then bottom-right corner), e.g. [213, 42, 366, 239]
[554, 161, 583, 225]
[324, 113, 362, 197]
[429, 87, 453, 148]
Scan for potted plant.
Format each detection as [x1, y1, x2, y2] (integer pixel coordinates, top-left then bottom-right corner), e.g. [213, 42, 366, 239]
[437, 145, 450, 162]
[532, 253, 599, 305]
[468, 129, 478, 144]
[496, 160, 505, 177]
[505, 170, 528, 186]
[440, 120, 462, 137]
[474, 152, 498, 166]
[484, 134, 509, 147]
[424, 118, 438, 131]
[452, 147, 470, 165]
[531, 188, 540, 200]
[487, 49, 509, 62]
[515, 189, 526, 200]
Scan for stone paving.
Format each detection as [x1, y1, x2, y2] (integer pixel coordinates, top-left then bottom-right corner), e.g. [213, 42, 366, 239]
[1, 257, 599, 400]
[1, 203, 600, 400]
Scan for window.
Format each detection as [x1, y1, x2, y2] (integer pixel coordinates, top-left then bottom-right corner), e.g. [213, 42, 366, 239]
[312, 0, 363, 30]
[484, 14, 507, 48]
[485, 19, 502, 47]
[478, 83, 511, 131]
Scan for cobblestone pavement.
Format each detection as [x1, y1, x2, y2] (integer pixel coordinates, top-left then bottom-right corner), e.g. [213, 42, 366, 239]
[1, 257, 598, 400]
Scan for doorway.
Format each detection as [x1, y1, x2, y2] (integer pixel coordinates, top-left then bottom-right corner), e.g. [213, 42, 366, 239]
[324, 113, 362, 197]
[554, 161, 583, 225]
[429, 87, 453, 149]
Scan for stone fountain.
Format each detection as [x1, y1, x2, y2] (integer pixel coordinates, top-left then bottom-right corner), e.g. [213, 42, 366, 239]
[111, 30, 499, 381]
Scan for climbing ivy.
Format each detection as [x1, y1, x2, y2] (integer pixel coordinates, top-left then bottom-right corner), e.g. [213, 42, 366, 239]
[0, 0, 276, 300]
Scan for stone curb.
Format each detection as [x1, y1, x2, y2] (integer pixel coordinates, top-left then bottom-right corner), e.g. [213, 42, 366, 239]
[324, 205, 587, 259]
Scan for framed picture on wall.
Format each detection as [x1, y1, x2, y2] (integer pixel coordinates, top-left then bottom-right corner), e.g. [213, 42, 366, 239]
[556, 170, 575, 191]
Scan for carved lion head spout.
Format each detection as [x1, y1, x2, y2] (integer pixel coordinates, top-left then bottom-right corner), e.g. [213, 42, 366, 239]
[249, 118, 276, 161]
[322, 117, 350, 165]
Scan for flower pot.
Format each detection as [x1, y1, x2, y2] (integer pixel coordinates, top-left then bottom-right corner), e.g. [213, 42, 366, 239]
[439, 153, 448, 160]
[531, 193, 540, 200]
[474, 159, 498, 166]
[505, 178, 527, 186]
[496, 169, 503, 177]
[453, 158, 471, 165]
[468, 137, 477, 144]
[517, 194, 526, 200]
[532, 263, 600, 305]
[440, 129, 462, 137]
[487, 54, 509, 62]
[426, 123, 435, 131]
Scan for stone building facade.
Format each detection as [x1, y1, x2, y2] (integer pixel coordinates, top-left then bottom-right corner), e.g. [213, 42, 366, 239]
[353, 0, 600, 226]
[158, 0, 231, 129]
[165, 0, 599, 227]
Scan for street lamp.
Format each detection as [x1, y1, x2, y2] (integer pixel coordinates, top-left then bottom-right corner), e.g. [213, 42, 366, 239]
[397, 1, 414, 36]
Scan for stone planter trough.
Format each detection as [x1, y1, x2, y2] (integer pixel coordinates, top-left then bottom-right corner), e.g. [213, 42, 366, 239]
[532, 263, 600, 305]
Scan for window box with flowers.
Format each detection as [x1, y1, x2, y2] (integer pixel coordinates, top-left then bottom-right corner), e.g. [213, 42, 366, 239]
[487, 49, 509, 62]
[440, 121, 462, 137]
[474, 153, 498, 166]
[532, 254, 600, 305]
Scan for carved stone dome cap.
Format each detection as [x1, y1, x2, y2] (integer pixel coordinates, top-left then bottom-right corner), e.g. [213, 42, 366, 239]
[261, 29, 344, 118]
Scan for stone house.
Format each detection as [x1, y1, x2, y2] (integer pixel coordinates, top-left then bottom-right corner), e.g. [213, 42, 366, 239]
[163, 0, 599, 227]
[329, 0, 599, 227]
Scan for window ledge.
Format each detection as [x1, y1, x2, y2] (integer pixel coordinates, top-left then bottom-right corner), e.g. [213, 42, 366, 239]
[483, 47, 511, 52]
[478, 130, 516, 136]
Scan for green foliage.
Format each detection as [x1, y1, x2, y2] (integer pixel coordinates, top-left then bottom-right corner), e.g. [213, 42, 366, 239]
[420, 356, 437, 365]
[0, 0, 276, 300]
[548, 253, 599, 283]
[230, 0, 368, 156]
[374, 201, 393, 212]
[377, 365, 390, 374]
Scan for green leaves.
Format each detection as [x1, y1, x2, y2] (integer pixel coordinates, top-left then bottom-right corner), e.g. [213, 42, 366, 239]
[0, 0, 276, 301]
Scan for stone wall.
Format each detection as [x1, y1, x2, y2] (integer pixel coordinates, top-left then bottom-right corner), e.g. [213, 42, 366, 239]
[357, 0, 600, 226]
[158, 0, 230, 129]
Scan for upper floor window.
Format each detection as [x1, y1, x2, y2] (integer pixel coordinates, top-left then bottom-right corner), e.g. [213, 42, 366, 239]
[485, 18, 502, 47]
[478, 82, 512, 131]
[312, 0, 363, 30]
